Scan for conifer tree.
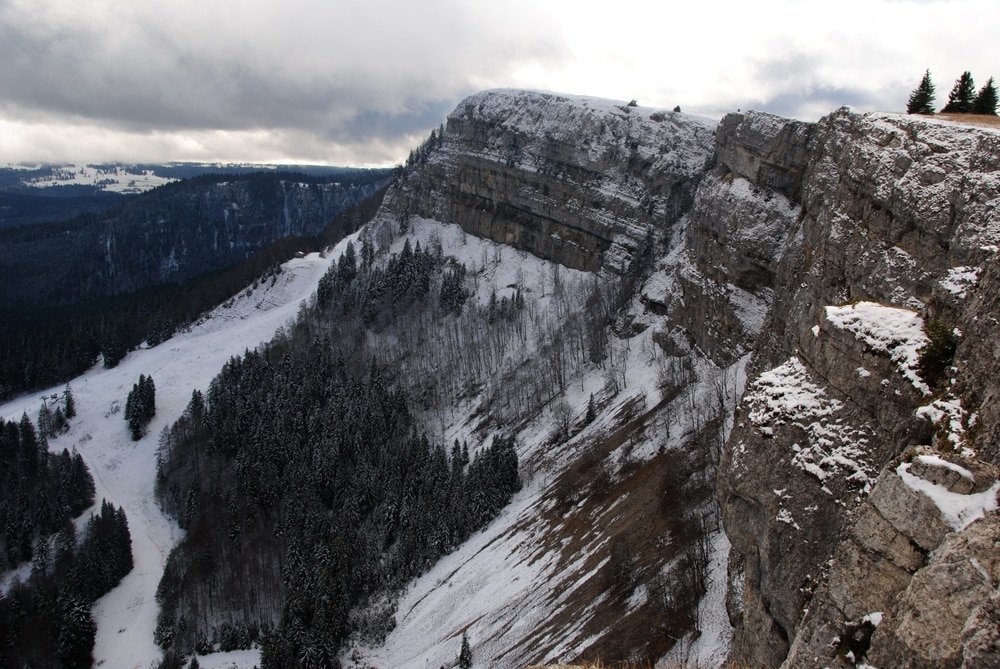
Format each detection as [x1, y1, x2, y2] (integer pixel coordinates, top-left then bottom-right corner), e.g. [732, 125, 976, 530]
[56, 595, 95, 669]
[906, 69, 936, 115]
[38, 402, 53, 439]
[942, 71, 976, 113]
[64, 384, 76, 419]
[973, 77, 998, 115]
[458, 631, 472, 669]
[125, 374, 156, 440]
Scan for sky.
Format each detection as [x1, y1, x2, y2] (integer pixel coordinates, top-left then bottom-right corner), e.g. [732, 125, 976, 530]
[1, 0, 998, 167]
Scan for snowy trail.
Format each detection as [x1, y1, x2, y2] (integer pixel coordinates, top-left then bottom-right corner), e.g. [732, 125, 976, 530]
[0, 249, 337, 667]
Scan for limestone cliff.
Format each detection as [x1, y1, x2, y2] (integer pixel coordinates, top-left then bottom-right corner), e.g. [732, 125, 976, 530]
[380, 89, 715, 273]
[365, 89, 1000, 668]
[718, 109, 1000, 668]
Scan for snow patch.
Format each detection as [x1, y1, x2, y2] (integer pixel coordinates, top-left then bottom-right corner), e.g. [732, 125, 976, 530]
[744, 357, 873, 486]
[914, 454, 974, 481]
[777, 508, 801, 530]
[916, 397, 967, 452]
[897, 462, 1000, 531]
[862, 611, 884, 627]
[193, 649, 261, 669]
[825, 302, 930, 395]
[939, 266, 982, 299]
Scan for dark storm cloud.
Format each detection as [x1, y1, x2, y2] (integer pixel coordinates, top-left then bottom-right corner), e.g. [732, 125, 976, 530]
[0, 0, 563, 160]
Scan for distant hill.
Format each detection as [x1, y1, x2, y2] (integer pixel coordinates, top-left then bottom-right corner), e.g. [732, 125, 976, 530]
[0, 162, 389, 228]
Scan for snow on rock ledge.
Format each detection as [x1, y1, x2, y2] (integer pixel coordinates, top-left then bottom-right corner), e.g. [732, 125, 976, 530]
[742, 356, 873, 487]
[897, 462, 1000, 531]
[824, 301, 929, 395]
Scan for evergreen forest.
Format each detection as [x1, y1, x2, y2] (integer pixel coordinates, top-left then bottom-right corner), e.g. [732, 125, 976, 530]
[0, 499, 134, 668]
[153, 230, 528, 666]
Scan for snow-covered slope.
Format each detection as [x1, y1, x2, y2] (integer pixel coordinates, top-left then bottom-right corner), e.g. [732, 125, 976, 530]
[7, 90, 997, 669]
[344, 217, 743, 668]
[0, 247, 338, 667]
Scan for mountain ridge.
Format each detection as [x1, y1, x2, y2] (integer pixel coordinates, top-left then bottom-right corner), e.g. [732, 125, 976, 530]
[2, 89, 999, 669]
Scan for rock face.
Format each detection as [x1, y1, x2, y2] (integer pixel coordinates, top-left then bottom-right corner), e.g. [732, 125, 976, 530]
[376, 90, 1000, 667]
[381, 89, 716, 274]
[717, 109, 1000, 667]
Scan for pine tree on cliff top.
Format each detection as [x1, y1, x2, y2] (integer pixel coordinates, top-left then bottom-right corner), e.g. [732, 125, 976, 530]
[973, 77, 998, 115]
[942, 71, 976, 113]
[907, 69, 936, 115]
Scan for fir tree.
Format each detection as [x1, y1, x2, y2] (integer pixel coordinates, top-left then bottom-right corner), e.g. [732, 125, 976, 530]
[973, 77, 998, 115]
[56, 595, 95, 669]
[906, 69, 936, 115]
[125, 374, 156, 440]
[52, 406, 66, 434]
[64, 384, 77, 419]
[38, 402, 53, 439]
[585, 393, 596, 424]
[458, 631, 472, 669]
[31, 534, 50, 579]
[942, 71, 976, 113]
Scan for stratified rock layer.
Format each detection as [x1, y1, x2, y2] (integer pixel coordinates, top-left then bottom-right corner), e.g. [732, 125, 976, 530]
[371, 90, 1000, 667]
[381, 90, 716, 273]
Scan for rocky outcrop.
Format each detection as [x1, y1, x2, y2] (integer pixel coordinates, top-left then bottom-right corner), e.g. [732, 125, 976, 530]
[381, 89, 715, 273]
[784, 456, 1000, 668]
[640, 112, 807, 366]
[714, 112, 815, 201]
[717, 108, 1000, 667]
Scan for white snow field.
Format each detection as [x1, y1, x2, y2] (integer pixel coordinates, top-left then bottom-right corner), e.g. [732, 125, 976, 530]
[0, 244, 340, 668]
[18, 163, 178, 194]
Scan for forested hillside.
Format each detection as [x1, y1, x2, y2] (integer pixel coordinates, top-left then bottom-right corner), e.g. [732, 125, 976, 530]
[1, 401, 135, 668]
[153, 233, 522, 665]
[0, 411, 94, 571]
[1, 499, 134, 668]
[0, 174, 390, 401]
[0, 170, 389, 312]
[151, 94, 733, 668]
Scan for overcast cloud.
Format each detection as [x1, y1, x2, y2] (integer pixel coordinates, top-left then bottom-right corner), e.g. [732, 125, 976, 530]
[1, 0, 997, 166]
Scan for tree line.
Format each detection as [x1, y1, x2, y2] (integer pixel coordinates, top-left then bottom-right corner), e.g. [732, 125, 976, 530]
[907, 69, 997, 115]
[0, 183, 388, 402]
[0, 412, 93, 571]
